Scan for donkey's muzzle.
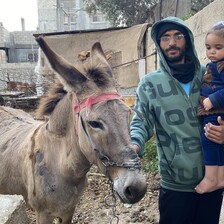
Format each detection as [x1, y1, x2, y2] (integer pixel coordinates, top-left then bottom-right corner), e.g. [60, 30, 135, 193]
[113, 170, 147, 204]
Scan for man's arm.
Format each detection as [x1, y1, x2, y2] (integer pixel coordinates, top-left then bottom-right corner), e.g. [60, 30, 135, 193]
[204, 116, 224, 144]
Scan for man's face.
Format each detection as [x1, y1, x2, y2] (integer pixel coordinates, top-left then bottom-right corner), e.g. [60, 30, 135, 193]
[159, 29, 187, 64]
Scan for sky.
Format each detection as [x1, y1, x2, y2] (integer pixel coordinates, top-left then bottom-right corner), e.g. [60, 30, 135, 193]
[0, 0, 38, 31]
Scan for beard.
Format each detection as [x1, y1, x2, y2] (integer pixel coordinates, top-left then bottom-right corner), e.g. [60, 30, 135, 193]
[162, 46, 185, 63]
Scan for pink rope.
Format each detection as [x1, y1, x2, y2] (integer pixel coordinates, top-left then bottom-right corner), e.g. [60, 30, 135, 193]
[74, 92, 124, 115]
[74, 93, 124, 131]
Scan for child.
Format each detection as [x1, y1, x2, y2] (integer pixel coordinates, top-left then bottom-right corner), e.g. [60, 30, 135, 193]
[196, 21, 224, 194]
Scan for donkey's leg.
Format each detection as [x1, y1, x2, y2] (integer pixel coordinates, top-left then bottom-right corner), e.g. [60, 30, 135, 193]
[35, 212, 53, 224]
[35, 212, 74, 224]
[61, 217, 73, 224]
[60, 210, 75, 224]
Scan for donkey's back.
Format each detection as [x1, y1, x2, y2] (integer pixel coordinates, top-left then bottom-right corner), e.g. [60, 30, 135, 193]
[0, 106, 42, 198]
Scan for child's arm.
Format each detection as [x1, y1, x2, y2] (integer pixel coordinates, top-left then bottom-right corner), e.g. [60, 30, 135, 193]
[207, 62, 224, 109]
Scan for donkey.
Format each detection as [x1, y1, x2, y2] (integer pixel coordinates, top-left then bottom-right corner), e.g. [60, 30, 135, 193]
[0, 37, 147, 224]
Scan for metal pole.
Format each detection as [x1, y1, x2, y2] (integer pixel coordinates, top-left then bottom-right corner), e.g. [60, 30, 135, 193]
[175, 0, 179, 17]
[160, 0, 163, 20]
[57, 0, 61, 31]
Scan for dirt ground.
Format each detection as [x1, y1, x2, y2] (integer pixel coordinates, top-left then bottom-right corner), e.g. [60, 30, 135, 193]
[71, 166, 160, 224]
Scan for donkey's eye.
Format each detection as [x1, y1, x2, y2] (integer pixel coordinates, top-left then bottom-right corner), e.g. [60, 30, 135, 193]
[88, 121, 103, 129]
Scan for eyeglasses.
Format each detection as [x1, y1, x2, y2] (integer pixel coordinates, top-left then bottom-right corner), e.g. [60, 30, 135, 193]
[160, 34, 185, 42]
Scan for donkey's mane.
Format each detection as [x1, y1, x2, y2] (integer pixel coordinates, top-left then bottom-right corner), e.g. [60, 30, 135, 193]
[36, 65, 116, 117]
[36, 80, 67, 116]
[86, 67, 113, 87]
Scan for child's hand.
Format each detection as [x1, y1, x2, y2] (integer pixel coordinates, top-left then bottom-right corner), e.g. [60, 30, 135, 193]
[203, 97, 213, 111]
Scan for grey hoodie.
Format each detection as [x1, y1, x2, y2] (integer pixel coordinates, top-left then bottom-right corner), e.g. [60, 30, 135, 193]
[130, 17, 206, 192]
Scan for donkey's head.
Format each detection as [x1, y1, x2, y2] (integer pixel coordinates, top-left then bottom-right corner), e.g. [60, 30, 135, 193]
[35, 36, 147, 204]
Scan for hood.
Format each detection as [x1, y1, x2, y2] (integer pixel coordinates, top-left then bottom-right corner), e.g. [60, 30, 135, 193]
[151, 16, 200, 74]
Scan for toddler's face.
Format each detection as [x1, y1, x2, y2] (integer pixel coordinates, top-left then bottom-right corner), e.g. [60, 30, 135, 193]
[206, 33, 224, 62]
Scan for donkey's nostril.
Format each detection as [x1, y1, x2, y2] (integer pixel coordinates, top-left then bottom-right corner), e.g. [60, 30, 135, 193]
[125, 186, 133, 198]
[124, 185, 147, 204]
[113, 171, 147, 204]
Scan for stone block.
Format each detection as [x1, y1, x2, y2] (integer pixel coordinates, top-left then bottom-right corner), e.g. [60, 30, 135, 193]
[0, 195, 28, 224]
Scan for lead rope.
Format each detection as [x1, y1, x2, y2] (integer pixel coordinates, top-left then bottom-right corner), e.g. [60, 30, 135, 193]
[104, 180, 119, 224]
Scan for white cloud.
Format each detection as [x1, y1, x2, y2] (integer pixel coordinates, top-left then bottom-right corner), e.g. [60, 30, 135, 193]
[0, 0, 38, 31]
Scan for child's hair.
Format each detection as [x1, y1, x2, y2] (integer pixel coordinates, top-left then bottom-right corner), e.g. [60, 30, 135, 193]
[207, 21, 224, 38]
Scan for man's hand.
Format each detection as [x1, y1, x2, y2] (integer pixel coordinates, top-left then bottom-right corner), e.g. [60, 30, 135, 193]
[204, 116, 224, 144]
[132, 144, 140, 154]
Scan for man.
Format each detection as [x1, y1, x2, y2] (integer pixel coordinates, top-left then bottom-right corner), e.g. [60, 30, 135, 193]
[130, 16, 223, 224]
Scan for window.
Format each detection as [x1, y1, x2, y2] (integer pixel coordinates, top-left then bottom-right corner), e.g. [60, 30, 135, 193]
[28, 53, 38, 62]
[64, 14, 77, 25]
[91, 13, 106, 23]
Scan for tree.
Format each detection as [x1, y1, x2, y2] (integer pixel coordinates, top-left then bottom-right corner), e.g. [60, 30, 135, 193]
[83, 0, 157, 26]
[83, 0, 215, 27]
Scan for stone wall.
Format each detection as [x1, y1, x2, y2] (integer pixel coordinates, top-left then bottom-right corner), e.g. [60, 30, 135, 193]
[186, 0, 224, 64]
[0, 63, 36, 90]
[11, 31, 39, 46]
[0, 50, 7, 63]
[0, 23, 10, 48]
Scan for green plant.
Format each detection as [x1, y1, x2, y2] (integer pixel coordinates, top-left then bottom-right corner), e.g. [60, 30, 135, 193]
[182, 11, 196, 20]
[142, 136, 158, 173]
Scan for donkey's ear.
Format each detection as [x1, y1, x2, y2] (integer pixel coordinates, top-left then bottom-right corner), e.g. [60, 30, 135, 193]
[36, 36, 86, 92]
[91, 42, 113, 77]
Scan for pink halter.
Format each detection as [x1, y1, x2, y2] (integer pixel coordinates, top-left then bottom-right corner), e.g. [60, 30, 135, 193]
[74, 92, 124, 129]
[74, 92, 124, 115]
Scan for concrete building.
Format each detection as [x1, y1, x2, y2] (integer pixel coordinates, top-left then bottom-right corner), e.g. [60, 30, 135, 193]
[0, 0, 112, 63]
[7, 30, 39, 63]
[0, 22, 10, 63]
[38, 0, 112, 32]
